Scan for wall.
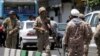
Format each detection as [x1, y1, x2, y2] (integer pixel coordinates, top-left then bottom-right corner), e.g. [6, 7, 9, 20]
[61, 3, 72, 23]
[49, 10, 58, 22]
[49, 3, 72, 23]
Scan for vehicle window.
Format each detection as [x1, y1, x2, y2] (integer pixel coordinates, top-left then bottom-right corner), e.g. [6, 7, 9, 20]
[26, 22, 34, 29]
[90, 13, 99, 27]
[20, 22, 24, 29]
[85, 14, 91, 23]
[58, 24, 66, 31]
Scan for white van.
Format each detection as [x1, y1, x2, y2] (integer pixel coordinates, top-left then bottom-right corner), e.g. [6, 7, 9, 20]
[85, 11, 100, 48]
[85, 11, 100, 33]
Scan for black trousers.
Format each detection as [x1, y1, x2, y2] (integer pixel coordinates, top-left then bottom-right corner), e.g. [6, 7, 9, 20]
[3, 32, 6, 47]
[0, 32, 3, 46]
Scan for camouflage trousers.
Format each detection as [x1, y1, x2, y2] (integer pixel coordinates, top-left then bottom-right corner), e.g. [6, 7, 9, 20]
[67, 42, 84, 56]
[37, 31, 51, 56]
[83, 44, 89, 56]
[95, 38, 100, 56]
[5, 34, 17, 49]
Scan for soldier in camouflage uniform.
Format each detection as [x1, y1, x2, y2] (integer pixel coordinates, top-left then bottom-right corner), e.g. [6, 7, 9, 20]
[94, 14, 100, 56]
[79, 13, 93, 56]
[63, 9, 90, 56]
[34, 7, 51, 56]
[3, 11, 19, 49]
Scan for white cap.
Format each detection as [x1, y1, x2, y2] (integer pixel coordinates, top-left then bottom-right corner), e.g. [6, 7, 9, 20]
[71, 9, 80, 16]
[39, 7, 46, 14]
[9, 10, 16, 15]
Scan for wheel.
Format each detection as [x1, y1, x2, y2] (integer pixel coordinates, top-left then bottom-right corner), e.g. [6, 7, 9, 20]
[59, 38, 62, 48]
[23, 44, 27, 50]
[57, 37, 62, 48]
[51, 43, 55, 50]
[16, 35, 20, 49]
[19, 37, 22, 45]
[20, 42, 26, 50]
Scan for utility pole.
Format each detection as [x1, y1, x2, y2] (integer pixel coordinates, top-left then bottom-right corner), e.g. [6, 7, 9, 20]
[85, 0, 90, 14]
[87, 0, 89, 7]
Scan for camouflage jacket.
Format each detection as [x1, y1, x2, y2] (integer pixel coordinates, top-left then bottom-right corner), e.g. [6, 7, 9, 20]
[83, 21, 93, 44]
[34, 16, 51, 34]
[3, 17, 19, 34]
[63, 18, 91, 47]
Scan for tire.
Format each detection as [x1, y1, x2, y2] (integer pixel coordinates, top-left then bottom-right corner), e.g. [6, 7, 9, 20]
[19, 37, 22, 45]
[59, 38, 62, 48]
[22, 44, 27, 50]
[16, 35, 20, 49]
[21, 42, 27, 50]
[51, 43, 55, 50]
[19, 37, 22, 49]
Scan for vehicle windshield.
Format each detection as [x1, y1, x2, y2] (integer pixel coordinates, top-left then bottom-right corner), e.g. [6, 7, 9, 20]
[90, 13, 100, 27]
[58, 24, 66, 31]
[26, 22, 34, 29]
[85, 14, 91, 23]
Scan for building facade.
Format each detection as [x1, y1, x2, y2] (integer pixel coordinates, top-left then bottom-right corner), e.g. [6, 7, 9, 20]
[0, 0, 87, 22]
[0, 0, 38, 21]
[47, 0, 86, 23]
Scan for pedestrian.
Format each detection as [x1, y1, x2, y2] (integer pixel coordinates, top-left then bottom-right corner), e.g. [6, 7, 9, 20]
[50, 17, 57, 37]
[28, 15, 36, 21]
[63, 9, 90, 56]
[50, 17, 58, 47]
[66, 15, 73, 23]
[16, 15, 20, 48]
[28, 15, 33, 21]
[3, 10, 19, 49]
[0, 17, 4, 47]
[1, 17, 7, 47]
[94, 14, 100, 56]
[34, 7, 51, 56]
[79, 13, 93, 56]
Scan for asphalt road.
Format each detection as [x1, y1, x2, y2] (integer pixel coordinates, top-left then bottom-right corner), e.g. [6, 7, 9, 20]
[0, 46, 98, 56]
[0, 37, 98, 56]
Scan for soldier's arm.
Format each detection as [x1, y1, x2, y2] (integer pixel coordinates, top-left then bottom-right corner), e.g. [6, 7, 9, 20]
[34, 17, 39, 29]
[85, 24, 93, 44]
[3, 18, 7, 26]
[12, 19, 19, 32]
[82, 22, 93, 44]
[63, 24, 71, 46]
[94, 24, 100, 38]
[87, 24, 93, 40]
[34, 17, 42, 30]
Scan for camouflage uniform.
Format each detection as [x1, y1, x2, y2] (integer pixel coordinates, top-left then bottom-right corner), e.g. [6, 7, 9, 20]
[94, 24, 100, 56]
[83, 22, 93, 56]
[34, 16, 51, 56]
[3, 17, 18, 48]
[63, 18, 90, 56]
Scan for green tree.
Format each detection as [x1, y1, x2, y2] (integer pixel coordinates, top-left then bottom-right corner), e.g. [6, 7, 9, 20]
[88, 0, 100, 7]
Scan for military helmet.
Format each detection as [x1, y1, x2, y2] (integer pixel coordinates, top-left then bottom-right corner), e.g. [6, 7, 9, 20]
[39, 7, 46, 14]
[71, 9, 80, 16]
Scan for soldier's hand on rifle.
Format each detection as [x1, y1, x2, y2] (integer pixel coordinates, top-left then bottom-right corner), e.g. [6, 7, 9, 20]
[34, 27, 44, 31]
[9, 30, 14, 35]
[40, 27, 45, 31]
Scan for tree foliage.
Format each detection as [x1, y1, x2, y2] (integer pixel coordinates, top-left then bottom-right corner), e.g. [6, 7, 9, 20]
[88, 0, 100, 7]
